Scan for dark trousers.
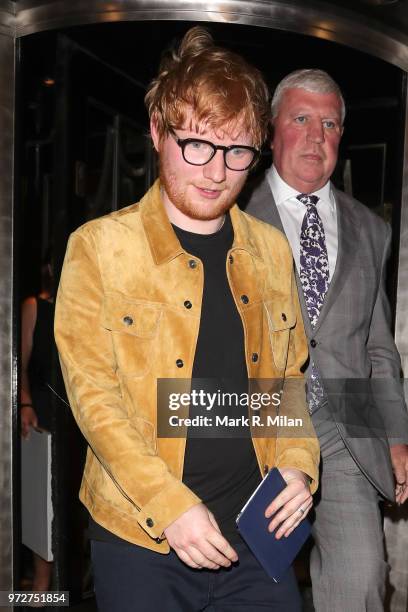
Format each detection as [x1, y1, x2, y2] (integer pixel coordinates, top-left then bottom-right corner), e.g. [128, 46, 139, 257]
[91, 539, 302, 612]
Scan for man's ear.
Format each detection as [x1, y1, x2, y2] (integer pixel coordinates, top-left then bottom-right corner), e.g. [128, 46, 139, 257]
[150, 115, 161, 152]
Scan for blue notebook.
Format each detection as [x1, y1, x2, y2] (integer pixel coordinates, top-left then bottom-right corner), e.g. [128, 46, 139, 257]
[236, 468, 311, 582]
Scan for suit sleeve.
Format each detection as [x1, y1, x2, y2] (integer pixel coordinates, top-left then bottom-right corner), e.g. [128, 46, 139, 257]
[273, 264, 320, 493]
[55, 230, 201, 541]
[367, 223, 408, 445]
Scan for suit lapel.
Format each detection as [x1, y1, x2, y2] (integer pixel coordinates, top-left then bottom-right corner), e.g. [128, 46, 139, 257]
[244, 178, 285, 231]
[312, 188, 361, 333]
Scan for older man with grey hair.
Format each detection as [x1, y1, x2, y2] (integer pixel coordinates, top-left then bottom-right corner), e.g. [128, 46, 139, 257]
[243, 68, 408, 612]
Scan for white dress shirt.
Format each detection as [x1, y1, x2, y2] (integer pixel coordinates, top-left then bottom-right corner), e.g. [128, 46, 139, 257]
[266, 165, 338, 281]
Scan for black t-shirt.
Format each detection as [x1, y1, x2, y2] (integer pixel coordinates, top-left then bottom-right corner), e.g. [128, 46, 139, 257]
[89, 214, 261, 545]
[175, 214, 261, 544]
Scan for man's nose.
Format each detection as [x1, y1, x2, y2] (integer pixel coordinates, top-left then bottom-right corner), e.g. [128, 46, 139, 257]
[307, 119, 325, 144]
[203, 150, 226, 183]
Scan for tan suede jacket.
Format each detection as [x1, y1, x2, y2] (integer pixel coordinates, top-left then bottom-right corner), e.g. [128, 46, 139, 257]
[55, 180, 319, 553]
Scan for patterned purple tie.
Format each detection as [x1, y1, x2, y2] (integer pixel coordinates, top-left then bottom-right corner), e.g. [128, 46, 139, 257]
[298, 194, 329, 412]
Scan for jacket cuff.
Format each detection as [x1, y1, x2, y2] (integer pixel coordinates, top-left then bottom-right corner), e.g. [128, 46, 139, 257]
[137, 479, 201, 540]
[274, 446, 320, 494]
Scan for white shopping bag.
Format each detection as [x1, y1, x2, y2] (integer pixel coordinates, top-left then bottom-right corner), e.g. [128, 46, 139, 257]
[21, 428, 54, 561]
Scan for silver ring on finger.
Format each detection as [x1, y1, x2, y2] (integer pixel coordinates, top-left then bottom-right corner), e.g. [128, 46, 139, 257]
[298, 507, 305, 516]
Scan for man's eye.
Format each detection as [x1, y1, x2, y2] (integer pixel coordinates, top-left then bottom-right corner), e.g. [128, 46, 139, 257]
[323, 120, 336, 129]
[190, 141, 206, 150]
[230, 147, 247, 157]
[294, 116, 307, 124]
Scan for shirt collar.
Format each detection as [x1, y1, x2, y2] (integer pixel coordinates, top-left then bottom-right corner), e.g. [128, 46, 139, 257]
[267, 165, 335, 212]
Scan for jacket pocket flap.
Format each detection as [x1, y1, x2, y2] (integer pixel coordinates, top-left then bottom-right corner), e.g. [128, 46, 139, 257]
[264, 301, 296, 331]
[102, 295, 161, 338]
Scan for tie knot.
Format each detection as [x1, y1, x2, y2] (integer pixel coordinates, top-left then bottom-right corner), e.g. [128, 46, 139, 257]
[297, 193, 319, 207]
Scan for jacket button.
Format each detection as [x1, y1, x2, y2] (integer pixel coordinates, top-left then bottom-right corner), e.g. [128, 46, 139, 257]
[310, 339, 317, 348]
[281, 313, 287, 322]
[241, 295, 249, 304]
[188, 259, 197, 269]
[229, 255, 234, 264]
[184, 300, 192, 309]
[264, 464, 269, 475]
[146, 518, 154, 528]
[123, 316, 133, 326]
[155, 537, 163, 544]
[252, 353, 259, 363]
[176, 359, 184, 368]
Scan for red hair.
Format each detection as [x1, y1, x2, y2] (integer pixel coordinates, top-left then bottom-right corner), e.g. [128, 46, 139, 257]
[145, 27, 270, 148]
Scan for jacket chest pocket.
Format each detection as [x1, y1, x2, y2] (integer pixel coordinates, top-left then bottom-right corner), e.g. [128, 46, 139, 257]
[102, 295, 162, 377]
[264, 301, 296, 372]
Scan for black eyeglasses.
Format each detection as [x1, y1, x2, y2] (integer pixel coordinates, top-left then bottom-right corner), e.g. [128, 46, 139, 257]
[170, 132, 260, 171]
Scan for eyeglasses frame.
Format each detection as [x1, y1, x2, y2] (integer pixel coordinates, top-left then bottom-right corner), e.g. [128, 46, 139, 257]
[170, 131, 260, 172]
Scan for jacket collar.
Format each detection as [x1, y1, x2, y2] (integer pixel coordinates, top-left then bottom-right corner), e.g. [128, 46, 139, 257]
[140, 179, 262, 265]
[229, 203, 262, 260]
[140, 180, 184, 265]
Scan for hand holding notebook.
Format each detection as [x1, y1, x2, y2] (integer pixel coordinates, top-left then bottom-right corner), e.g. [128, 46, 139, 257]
[236, 468, 311, 582]
[265, 466, 313, 538]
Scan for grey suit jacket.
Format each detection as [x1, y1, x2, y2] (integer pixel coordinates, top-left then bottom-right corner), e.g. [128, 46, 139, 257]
[243, 176, 408, 500]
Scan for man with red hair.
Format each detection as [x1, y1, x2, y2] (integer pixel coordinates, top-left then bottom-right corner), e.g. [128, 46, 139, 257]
[55, 28, 319, 611]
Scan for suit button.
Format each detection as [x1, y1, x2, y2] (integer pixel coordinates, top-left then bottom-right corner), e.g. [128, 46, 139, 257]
[188, 259, 197, 269]
[123, 316, 133, 326]
[146, 518, 154, 528]
[241, 295, 249, 304]
[229, 255, 234, 264]
[184, 300, 192, 309]
[252, 353, 259, 363]
[281, 313, 287, 322]
[176, 359, 184, 368]
[310, 339, 317, 348]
